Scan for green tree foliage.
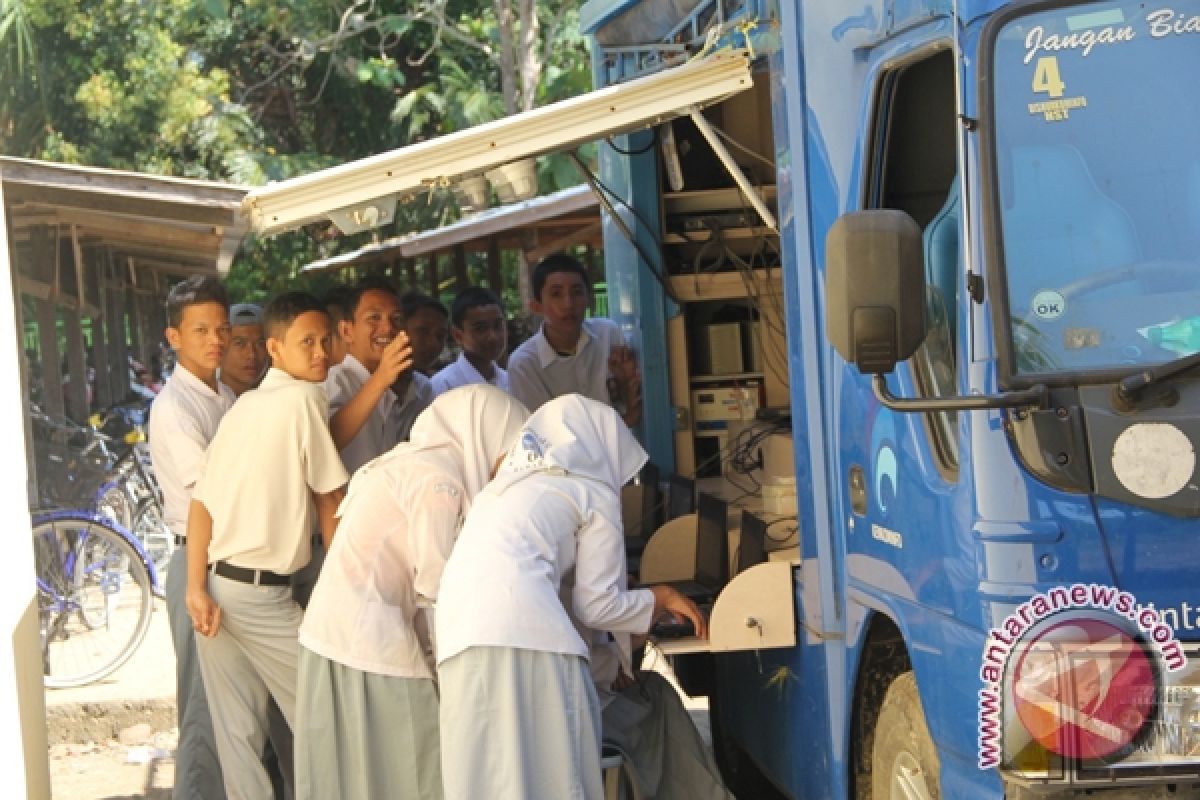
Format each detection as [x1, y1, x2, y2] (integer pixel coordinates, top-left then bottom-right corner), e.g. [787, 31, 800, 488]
[1, 0, 595, 295]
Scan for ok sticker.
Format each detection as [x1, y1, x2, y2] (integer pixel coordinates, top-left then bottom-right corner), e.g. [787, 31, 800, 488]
[1031, 290, 1066, 320]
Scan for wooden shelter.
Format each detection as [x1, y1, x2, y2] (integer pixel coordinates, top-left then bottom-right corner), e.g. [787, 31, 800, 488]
[1, 157, 248, 421]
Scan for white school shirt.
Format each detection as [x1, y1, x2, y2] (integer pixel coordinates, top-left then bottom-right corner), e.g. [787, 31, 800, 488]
[430, 352, 509, 396]
[300, 384, 530, 678]
[299, 451, 464, 678]
[387, 371, 434, 445]
[194, 368, 348, 574]
[436, 474, 655, 665]
[324, 355, 397, 475]
[147, 364, 235, 540]
[506, 317, 624, 413]
[437, 396, 654, 666]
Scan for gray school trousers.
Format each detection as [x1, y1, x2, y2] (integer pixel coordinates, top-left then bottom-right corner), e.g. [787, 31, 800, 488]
[169, 549, 294, 799]
[166, 546, 226, 800]
[195, 572, 303, 800]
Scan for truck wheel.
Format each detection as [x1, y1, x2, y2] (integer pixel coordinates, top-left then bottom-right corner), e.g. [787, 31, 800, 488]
[871, 671, 940, 800]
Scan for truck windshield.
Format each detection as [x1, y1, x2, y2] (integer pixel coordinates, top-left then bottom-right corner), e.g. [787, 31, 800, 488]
[990, 1, 1200, 376]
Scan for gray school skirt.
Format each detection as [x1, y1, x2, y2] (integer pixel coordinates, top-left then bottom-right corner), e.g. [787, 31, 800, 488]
[295, 646, 443, 800]
[439, 646, 603, 800]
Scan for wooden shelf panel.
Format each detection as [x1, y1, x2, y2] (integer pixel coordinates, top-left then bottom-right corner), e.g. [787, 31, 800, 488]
[650, 561, 797, 655]
[663, 226, 777, 244]
[668, 269, 782, 302]
[690, 372, 764, 383]
[663, 186, 778, 215]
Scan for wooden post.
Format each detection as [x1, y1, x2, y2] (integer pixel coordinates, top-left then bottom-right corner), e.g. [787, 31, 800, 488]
[487, 237, 503, 295]
[59, 230, 90, 421]
[63, 307, 88, 423]
[453, 244, 469, 292]
[426, 255, 439, 297]
[106, 253, 127, 403]
[34, 299, 63, 420]
[127, 266, 149, 368]
[90, 255, 112, 409]
[517, 250, 535, 318]
[28, 227, 65, 419]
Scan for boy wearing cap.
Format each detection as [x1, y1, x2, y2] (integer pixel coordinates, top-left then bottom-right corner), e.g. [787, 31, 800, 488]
[187, 291, 348, 800]
[431, 286, 510, 396]
[147, 275, 234, 799]
[220, 303, 268, 396]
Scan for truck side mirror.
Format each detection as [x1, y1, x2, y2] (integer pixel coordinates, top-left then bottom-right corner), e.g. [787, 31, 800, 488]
[825, 210, 926, 374]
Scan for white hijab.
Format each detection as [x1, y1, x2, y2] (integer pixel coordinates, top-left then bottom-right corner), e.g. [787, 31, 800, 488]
[343, 384, 530, 511]
[489, 393, 647, 495]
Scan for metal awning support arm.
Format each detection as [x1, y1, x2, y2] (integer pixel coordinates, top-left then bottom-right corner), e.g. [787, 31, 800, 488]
[687, 108, 777, 232]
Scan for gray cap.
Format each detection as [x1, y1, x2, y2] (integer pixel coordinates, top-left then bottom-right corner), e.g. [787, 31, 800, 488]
[229, 303, 263, 326]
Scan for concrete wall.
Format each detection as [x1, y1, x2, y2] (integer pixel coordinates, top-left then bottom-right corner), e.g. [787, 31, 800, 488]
[0, 180, 53, 797]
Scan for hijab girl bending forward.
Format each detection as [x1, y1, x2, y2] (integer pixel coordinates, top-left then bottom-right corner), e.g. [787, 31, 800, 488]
[436, 393, 706, 800]
[295, 385, 530, 800]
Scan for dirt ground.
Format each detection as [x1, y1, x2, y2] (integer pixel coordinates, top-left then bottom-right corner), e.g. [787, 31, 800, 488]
[48, 731, 175, 800]
[44, 599, 176, 800]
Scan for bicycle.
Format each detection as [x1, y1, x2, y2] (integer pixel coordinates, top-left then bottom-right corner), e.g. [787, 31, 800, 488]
[31, 404, 174, 574]
[32, 508, 162, 688]
[92, 404, 174, 574]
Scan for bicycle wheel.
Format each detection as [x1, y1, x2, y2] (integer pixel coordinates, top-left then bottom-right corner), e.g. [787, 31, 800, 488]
[33, 514, 154, 689]
[131, 501, 174, 575]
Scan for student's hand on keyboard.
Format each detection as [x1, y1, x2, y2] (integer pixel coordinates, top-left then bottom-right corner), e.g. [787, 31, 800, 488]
[649, 585, 708, 639]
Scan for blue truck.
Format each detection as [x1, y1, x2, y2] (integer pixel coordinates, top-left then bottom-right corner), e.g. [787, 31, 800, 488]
[240, 0, 1200, 794]
[577, 0, 1200, 797]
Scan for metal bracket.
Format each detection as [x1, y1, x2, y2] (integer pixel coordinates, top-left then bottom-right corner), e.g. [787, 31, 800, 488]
[688, 109, 778, 232]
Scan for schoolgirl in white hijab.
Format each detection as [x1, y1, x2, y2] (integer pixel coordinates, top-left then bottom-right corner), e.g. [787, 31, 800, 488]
[436, 393, 706, 800]
[294, 385, 530, 800]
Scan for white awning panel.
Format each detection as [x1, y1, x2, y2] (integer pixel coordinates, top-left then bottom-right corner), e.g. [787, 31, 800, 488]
[243, 50, 752, 236]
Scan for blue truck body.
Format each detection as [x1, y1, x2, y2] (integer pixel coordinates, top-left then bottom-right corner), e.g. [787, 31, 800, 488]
[581, 0, 1200, 796]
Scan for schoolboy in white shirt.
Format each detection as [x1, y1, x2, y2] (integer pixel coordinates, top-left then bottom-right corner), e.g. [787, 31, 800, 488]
[325, 277, 415, 474]
[431, 286, 510, 396]
[506, 253, 642, 427]
[187, 291, 349, 800]
[147, 275, 234, 799]
[400, 290, 450, 378]
[218, 303, 268, 396]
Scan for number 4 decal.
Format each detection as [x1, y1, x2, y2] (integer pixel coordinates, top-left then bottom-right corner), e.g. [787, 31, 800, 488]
[1032, 56, 1066, 98]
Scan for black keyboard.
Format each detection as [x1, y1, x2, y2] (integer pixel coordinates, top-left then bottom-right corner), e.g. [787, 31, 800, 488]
[651, 617, 696, 639]
[650, 604, 712, 640]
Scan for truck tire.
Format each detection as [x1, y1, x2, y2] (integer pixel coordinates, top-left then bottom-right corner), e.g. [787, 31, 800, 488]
[871, 671, 940, 800]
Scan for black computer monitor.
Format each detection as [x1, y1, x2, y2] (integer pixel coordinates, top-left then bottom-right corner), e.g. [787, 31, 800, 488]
[637, 462, 661, 541]
[667, 474, 696, 519]
[695, 491, 730, 590]
[737, 510, 768, 574]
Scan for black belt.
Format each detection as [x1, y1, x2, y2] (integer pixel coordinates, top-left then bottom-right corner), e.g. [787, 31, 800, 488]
[210, 560, 291, 587]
